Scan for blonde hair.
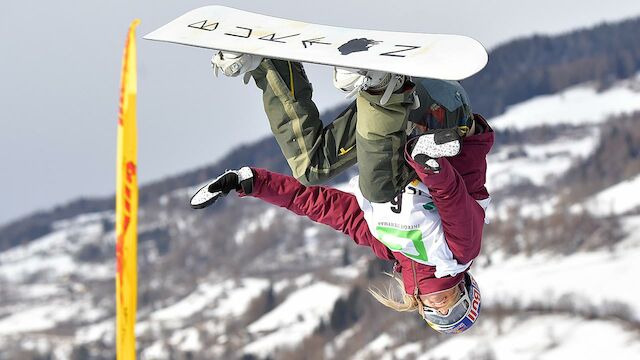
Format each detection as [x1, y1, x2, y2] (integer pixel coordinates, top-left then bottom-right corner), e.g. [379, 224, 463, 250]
[368, 273, 425, 318]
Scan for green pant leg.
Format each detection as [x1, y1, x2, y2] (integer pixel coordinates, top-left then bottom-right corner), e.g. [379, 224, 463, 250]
[355, 90, 415, 203]
[251, 59, 358, 185]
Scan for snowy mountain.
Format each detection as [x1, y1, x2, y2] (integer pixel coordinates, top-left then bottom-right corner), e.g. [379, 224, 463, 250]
[2, 21, 640, 360]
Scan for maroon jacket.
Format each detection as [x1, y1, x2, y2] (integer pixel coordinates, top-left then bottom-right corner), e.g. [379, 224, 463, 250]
[241, 115, 494, 295]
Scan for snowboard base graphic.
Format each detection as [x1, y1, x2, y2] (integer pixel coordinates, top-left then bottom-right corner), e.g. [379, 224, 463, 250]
[145, 6, 488, 80]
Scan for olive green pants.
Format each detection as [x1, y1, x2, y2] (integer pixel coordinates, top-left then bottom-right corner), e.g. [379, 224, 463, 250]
[251, 59, 415, 203]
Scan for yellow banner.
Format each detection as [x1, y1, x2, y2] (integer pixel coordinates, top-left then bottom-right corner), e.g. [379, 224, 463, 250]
[116, 19, 140, 360]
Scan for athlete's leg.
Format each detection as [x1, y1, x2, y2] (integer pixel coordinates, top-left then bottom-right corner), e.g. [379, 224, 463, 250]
[355, 86, 416, 203]
[251, 59, 357, 185]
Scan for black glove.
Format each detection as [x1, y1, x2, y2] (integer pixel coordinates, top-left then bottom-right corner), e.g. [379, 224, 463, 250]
[208, 172, 240, 194]
[190, 167, 254, 209]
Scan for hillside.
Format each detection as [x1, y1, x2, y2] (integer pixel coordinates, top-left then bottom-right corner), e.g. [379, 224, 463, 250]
[463, 16, 640, 117]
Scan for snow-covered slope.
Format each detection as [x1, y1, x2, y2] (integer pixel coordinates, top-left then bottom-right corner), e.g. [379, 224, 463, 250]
[575, 174, 640, 216]
[491, 74, 640, 131]
[486, 129, 599, 192]
[244, 282, 345, 358]
[2, 74, 640, 359]
[476, 215, 640, 319]
[396, 314, 640, 360]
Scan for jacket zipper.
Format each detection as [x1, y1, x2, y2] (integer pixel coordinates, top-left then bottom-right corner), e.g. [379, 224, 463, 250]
[411, 261, 419, 297]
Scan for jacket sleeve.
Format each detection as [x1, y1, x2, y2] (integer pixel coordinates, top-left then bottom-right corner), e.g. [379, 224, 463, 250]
[406, 159, 485, 264]
[239, 168, 395, 261]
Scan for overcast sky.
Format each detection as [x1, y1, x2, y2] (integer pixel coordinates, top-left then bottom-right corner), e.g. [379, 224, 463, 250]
[2, 0, 640, 226]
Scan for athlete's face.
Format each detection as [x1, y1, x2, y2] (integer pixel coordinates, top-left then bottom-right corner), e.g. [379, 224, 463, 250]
[419, 283, 463, 315]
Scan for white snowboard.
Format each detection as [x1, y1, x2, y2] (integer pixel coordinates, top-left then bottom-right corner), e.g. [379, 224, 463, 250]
[145, 6, 488, 80]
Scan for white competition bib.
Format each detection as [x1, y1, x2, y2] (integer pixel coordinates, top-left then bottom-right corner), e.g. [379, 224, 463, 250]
[350, 177, 489, 278]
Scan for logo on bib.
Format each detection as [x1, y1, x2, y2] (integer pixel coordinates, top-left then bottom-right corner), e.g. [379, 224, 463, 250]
[423, 201, 436, 211]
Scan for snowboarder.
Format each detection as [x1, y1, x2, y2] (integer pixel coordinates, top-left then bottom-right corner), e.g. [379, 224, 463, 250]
[201, 53, 493, 333]
[191, 110, 494, 334]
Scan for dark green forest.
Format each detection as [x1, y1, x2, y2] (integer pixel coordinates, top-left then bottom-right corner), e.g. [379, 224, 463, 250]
[463, 17, 640, 117]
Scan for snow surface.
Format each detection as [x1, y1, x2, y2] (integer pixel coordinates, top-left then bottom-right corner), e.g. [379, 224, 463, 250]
[575, 173, 640, 216]
[352, 333, 394, 360]
[149, 278, 269, 326]
[243, 282, 344, 357]
[324, 323, 361, 359]
[234, 208, 277, 245]
[0, 299, 93, 335]
[208, 279, 271, 318]
[490, 75, 640, 131]
[486, 130, 599, 192]
[169, 327, 201, 353]
[0, 215, 111, 283]
[140, 341, 169, 360]
[410, 314, 640, 360]
[75, 319, 114, 345]
[475, 233, 640, 319]
[331, 265, 362, 280]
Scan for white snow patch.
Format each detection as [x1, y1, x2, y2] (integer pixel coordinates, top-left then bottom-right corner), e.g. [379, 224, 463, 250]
[150, 278, 268, 327]
[75, 319, 114, 345]
[0, 300, 82, 335]
[384, 342, 423, 360]
[303, 227, 321, 253]
[575, 173, 640, 216]
[618, 215, 640, 249]
[51, 211, 111, 231]
[151, 281, 227, 324]
[140, 341, 169, 360]
[352, 333, 394, 360]
[476, 243, 640, 319]
[488, 196, 560, 222]
[294, 273, 314, 288]
[324, 323, 361, 359]
[490, 77, 640, 131]
[0, 217, 110, 282]
[486, 131, 598, 192]
[244, 282, 344, 357]
[416, 314, 640, 360]
[273, 278, 291, 294]
[331, 265, 361, 280]
[234, 208, 277, 245]
[170, 327, 202, 353]
[15, 283, 64, 299]
[208, 278, 270, 318]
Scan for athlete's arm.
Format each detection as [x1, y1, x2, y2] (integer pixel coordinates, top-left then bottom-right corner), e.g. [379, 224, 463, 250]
[240, 168, 395, 261]
[408, 158, 485, 264]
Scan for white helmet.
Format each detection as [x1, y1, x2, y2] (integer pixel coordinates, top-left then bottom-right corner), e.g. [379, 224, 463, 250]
[421, 272, 481, 334]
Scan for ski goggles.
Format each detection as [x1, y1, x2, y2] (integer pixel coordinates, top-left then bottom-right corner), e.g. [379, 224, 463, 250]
[421, 283, 469, 326]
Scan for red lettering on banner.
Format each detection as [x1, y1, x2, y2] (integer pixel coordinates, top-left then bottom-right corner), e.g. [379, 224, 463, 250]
[126, 162, 137, 181]
[116, 161, 136, 305]
[116, 233, 125, 304]
[118, 93, 124, 126]
[118, 34, 132, 126]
